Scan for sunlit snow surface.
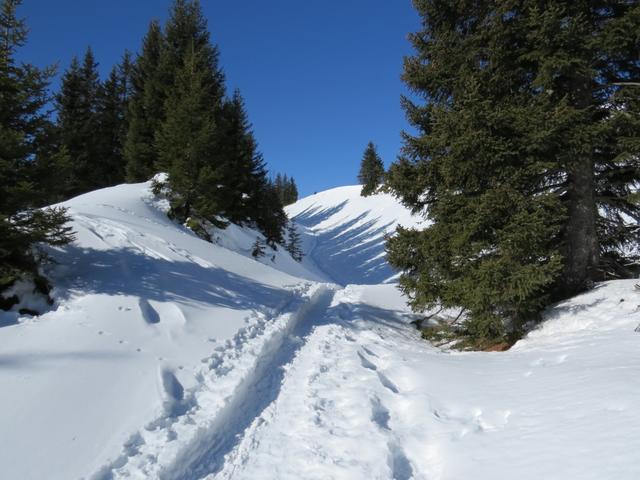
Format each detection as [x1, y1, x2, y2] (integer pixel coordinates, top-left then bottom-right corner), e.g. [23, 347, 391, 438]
[0, 181, 638, 480]
[288, 186, 424, 285]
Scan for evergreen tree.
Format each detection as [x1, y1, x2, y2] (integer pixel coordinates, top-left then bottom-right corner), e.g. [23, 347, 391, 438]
[253, 179, 287, 247]
[386, 1, 640, 342]
[141, 0, 287, 246]
[0, 0, 72, 292]
[251, 238, 266, 259]
[286, 176, 299, 205]
[273, 173, 299, 205]
[124, 20, 165, 182]
[156, 45, 220, 223]
[358, 142, 385, 196]
[158, 0, 225, 118]
[56, 47, 101, 196]
[526, 2, 640, 289]
[29, 123, 72, 205]
[285, 219, 303, 262]
[118, 50, 135, 105]
[95, 65, 128, 186]
[216, 90, 265, 223]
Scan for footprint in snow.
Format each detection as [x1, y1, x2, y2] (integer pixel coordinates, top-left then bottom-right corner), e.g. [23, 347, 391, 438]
[388, 441, 414, 480]
[370, 396, 391, 430]
[362, 346, 379, 358]
[358, 351, 378, 371]
[377, 372, 400, 394]
[138, 298, 160, 325]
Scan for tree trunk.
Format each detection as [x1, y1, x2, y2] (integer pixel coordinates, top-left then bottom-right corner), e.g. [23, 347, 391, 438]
[561, 70, 600, 296]
[562, 156, 600, 295]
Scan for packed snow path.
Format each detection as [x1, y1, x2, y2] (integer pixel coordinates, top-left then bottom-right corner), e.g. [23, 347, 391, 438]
[0, 182, 639, 480]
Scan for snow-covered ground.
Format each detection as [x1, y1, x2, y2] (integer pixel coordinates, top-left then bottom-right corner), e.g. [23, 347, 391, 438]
[0, 182, 638, 480]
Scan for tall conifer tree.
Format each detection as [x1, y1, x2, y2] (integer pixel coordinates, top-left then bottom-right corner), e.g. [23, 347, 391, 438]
[56, 47, 101, 196]
[0, 0, 72, 292]
[387, 1, 640, 342]
[125, 20, 165, 182]
[358, 142, 385, 196]
[156, 45, 220, 223]
[95, 66, 128, 186]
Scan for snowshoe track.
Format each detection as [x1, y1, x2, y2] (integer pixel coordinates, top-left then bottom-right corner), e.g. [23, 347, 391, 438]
[162, 285, 336, 480]
[96, 283, 337, 480]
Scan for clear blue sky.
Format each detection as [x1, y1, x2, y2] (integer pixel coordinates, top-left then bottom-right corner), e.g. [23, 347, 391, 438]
[16, 0, 420, 197]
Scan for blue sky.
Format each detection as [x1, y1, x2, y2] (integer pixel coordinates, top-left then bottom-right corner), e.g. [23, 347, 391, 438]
[16, 0, 420, 196]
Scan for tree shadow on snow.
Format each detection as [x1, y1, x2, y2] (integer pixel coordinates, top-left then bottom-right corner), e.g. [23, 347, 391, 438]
[292, 201, 349, 228]
[297, 210, 397, 285]
[48, 245, 287, 312]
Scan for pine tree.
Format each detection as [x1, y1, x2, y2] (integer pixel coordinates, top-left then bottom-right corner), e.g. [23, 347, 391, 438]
[254, 179, 287, 247]
[158, 0, 225, 117]
[125, 20, 165, 182]
[95, 66, 128, 186]
[285, 219, 303, 262]
[251, 238, 266, 259]
[273, 173, 299, 205]
[524, 2, 640, 290]
[0, 0, 72, 292]
[386, 1, 565, 341]
[56, 47, 101, 196]
[156, 44, 220, 223]
[147, 0, 287, 246]
[358, 142, 385, 196]
[286, 177, 299, 205]
[386, 1, 640, 342]
[216, 90, 263, 223]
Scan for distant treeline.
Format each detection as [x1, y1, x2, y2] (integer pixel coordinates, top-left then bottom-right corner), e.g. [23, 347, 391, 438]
[1, 0, 300, 298]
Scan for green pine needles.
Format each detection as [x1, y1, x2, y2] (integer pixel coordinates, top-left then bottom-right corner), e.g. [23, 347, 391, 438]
[387, 1, 640, 344]
[0, 0, 74, 291]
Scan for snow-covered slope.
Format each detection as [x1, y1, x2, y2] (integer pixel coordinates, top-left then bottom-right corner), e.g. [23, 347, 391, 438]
[0, 181, 638, 480]
[0, 181, 326, 480]
[287, 186, 423, 285]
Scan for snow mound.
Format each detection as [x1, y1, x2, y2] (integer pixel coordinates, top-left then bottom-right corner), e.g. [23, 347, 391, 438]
[286, 185, 423, 285]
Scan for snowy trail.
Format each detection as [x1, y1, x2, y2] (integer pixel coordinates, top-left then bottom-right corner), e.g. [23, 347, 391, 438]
[161, 286, 337, 480]
[210, 286, 424, 480]
[98, 283, 340, 480]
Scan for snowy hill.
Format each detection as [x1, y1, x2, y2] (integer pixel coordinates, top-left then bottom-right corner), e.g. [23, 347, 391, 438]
[287, 185, 423, 285]
[0, 181, 639, 480]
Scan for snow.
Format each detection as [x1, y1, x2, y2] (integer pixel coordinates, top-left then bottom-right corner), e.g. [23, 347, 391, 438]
[287, 186, 424, 285]
[0, 181, 639, 480]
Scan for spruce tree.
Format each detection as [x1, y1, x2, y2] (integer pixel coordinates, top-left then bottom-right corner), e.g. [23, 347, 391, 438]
[358, 142, 385, 197]
[156, 44, 220, 223]
[95, 66, 128, 186]
[386, 1, 640, 342]
[285, 220, 303, 262]
[124, 20, 165, 182]
[159, 0, 225, 116]
[251, 238, 266, 259]
[216, 90, 283, 228]
[56, 47, 101, 196]
[524, 2, 640, 290]
[0, 0, 72, 292]
[386, 1, 565, 341]
[254, 180, 287, 247]
[286, 177, 299, 205]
